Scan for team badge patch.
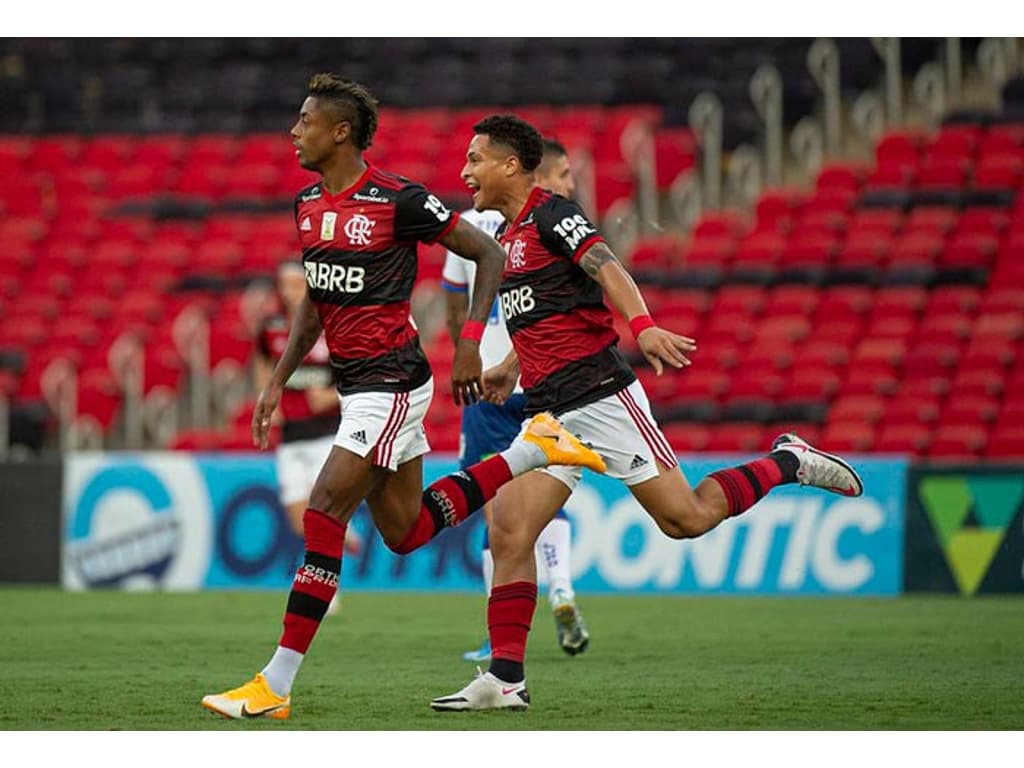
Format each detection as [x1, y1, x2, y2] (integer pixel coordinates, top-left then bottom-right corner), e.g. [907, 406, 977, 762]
[321, 211, 338, 240]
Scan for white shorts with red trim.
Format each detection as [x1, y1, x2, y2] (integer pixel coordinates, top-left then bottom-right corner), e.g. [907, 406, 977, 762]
[276, 434, 336, 506]
[532, 379, 678, 491]
[333, 378, 433, 472]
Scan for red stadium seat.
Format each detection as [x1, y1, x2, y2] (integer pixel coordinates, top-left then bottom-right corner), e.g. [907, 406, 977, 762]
[820, 421, 876, 452]
[653, 127, 697, 189]
[986, 430, 1024, 459]
[885, 394, 942, 426]
[904, 205, 958, 236]
[661, 423, 710, 453]
[941, 396, 1000, 429]
[815, 161, 869, 194]
[875, 130, 925, 169]
[928, 425, 987, 460]
[874, 423, 933, 455]
[829, 394, 887, 426]
[973, 153, 1023, 189]
[846, 208, 903, 236]
[704, 423, 765, 453]
[763, 285, 820, 317]
[851, 337, 907, 366]
[780, 364, 842, 400]
[873, 286, 928, 315]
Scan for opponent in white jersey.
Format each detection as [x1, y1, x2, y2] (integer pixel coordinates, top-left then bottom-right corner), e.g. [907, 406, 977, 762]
[442, 139, 590, 660]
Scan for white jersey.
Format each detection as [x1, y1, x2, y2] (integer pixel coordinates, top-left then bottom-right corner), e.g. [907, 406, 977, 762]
[441, 208, 522, 393]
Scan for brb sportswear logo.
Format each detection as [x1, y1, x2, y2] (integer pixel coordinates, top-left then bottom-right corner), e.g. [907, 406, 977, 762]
[344, 213, 375, 246]
[63, 455, 212, 590]
[500, 285, 535, 319]
[304, 261, 366, 293]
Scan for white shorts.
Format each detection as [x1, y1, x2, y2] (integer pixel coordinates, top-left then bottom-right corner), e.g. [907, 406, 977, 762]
[530, 379, 678, 492]
[334, 378, 433, 472]
[276, 434, 336, 506]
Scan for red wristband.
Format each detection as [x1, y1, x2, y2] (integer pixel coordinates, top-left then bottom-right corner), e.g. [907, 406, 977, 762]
[629, 315, 656, 338]
[460, 319, 485, 343]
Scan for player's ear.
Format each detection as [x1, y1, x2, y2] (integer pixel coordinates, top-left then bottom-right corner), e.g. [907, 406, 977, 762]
[334, 120, 352, 145]
[503, 155, 519, 178]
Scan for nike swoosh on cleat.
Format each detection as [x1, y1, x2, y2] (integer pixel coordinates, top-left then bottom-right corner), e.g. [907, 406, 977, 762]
[828, 486, 858, 496]
[501, 687, 521, 695]
[240, 703, 282, 718]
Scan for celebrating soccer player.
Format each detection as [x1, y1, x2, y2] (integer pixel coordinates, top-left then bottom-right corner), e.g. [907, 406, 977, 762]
[430, 115, 864, 712]
[201, 77, 606, 721]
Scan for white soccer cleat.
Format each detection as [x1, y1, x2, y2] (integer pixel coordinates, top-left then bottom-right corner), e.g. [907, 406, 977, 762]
[430, 668, 530, 712]
[551, 589, 590, 656]
[771, 433, 864, 497]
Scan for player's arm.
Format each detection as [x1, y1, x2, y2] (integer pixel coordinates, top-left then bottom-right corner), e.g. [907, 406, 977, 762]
[445, 290, 469, 345]
[578, 242, 697, 375]
[441, 251, 471, 344]
[252, 295, 322, 449]
[438, 218, 506, 406]
[252, 347, 285, 426]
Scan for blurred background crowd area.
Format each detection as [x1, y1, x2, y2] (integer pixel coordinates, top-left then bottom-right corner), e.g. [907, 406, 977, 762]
[1, 37, 1023, 461]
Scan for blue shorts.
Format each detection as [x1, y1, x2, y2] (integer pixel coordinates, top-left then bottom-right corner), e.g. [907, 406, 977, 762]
[460, 394, 528, 467]
[459, 394, 567, 545]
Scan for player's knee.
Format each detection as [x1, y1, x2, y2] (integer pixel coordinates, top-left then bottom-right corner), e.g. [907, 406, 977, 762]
[488, 523, 533, 562]
[652, 499, 714, 540]
[383, 531, 413, 554]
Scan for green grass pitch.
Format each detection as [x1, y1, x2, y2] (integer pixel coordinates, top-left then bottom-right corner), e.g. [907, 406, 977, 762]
[1, 588, 1022, 730]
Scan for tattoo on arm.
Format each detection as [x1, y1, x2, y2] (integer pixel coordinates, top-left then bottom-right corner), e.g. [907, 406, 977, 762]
[579, 242, 619, 278]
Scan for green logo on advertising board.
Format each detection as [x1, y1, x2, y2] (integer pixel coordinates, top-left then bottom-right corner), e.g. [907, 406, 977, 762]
[918, 476, 1024, 594]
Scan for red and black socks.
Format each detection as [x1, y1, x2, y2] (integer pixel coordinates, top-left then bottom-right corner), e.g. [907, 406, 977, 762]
[708, 451, 799, 517]
[487, 581, 538, 683]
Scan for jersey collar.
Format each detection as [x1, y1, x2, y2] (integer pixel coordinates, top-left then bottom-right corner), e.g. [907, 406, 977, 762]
[320, 162, 374, 204]
[509, 186, 544, 231]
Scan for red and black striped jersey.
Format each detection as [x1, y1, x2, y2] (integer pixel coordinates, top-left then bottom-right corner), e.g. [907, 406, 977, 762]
[294, 164, 459, 394]
[258, 314, 338, 442]
[497, 187, 635, 415]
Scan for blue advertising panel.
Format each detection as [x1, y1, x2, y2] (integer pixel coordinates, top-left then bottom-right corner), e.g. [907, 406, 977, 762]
[564, 457, 906, 595]
[63, 453, 906, 595]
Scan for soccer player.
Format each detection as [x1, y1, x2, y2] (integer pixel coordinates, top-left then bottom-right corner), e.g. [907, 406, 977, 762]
[201, 76, 606, 721]
[442, 138, 589, 661]
[255, 261, 362, 615]
[430, 115, 864, 712]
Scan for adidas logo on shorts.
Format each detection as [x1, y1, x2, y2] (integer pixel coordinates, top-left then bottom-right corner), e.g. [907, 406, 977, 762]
[629, 454, 648, 470]
[349, 430, 367, 444]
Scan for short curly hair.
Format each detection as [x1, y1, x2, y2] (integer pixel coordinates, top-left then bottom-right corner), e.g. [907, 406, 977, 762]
[473, 114, 543, 172]
[307, 73, 379, 150]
